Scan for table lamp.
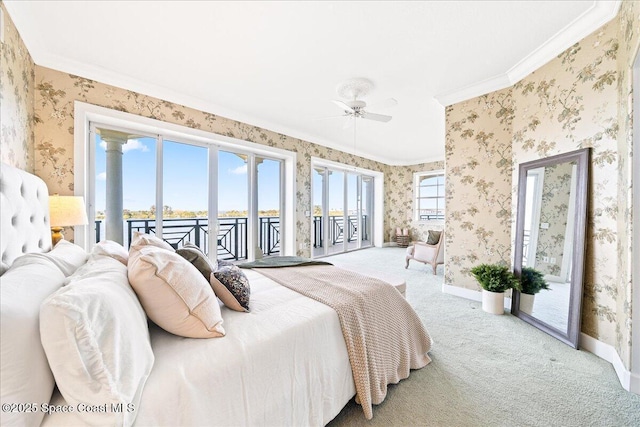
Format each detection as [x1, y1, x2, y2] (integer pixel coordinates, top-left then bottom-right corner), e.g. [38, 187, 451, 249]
[49, 195, 89, 245]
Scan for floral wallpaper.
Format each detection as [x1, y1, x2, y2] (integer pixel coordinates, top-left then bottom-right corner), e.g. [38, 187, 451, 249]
[446, 0, 639, 369]
[0, 2, 35, 172]
[613, 0, 639, 371]
[535, 162, 574, 277]
[445, 87, 514, 290]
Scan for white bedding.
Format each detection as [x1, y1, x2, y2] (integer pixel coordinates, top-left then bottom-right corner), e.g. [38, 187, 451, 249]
[42, 269, 356, 426]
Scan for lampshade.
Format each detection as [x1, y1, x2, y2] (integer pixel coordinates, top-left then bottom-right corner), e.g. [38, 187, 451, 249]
[49, 195, 89, 227]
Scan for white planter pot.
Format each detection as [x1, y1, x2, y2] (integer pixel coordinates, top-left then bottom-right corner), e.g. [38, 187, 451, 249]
[482, 290, 505, 315]
[519, 293, 535, 314]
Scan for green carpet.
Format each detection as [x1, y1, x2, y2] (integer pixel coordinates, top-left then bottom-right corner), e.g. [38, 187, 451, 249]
[324, 247, 640, 427]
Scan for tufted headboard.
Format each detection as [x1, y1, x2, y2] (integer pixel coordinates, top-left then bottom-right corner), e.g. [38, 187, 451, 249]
[0, 163, 52, 275]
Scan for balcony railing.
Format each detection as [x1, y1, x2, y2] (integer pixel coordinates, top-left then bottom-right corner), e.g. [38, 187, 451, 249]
[95, 214, 368, 260]
[312, 215, 369, 248]
[96, 217, 269, 261]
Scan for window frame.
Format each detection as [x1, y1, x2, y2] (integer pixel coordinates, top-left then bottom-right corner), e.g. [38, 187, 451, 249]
[414, 170, 445, 223]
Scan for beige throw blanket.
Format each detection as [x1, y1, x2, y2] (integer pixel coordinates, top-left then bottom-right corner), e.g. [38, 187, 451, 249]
[256, 265, 432, 420]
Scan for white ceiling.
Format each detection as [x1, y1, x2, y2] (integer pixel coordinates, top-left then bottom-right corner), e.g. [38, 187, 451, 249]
[4, 1, 619, 165]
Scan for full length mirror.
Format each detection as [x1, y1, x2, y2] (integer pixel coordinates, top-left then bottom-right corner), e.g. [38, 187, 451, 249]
[512, 148, 590, 348]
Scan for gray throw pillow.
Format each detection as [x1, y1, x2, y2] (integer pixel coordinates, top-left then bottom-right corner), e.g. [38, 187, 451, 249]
[427, 230, 442, 245]
[212, 265, 250, 312]
[176, 244, 217, 280]
[217, 258, 234, 268]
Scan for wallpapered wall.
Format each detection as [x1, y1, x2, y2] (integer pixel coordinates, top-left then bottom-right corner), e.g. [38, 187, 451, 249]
[613, 0, 638, 372]
[445, 87, 514, 289]
[445, 1, 639, 369]
[0, 3, 34, 172]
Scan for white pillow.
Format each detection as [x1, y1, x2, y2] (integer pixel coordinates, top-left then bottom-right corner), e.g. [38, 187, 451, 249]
[128, 246, 225, 338]
[0, 255, 66, 427]
[40, 256, 154, 427]
[129, 231, 174, 261]
[92, 240, 129, 265]
[14, 239, 88, 277]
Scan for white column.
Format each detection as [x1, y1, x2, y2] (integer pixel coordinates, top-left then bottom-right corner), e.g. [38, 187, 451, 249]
[100, 130, 128, 244]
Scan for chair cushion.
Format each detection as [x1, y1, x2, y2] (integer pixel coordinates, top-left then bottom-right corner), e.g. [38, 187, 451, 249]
[426, 230, 442, 245]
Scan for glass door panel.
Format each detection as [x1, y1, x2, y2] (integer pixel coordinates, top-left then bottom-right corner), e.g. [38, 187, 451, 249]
[347, 173, 359, 251]
[218, 151, 248, 261]
[257, 157, 281, 257]
[361, 176, 373, 248]
[312, 167, 325, 257]
[327, 170, 345, 255]
[162, 140, 209, 251]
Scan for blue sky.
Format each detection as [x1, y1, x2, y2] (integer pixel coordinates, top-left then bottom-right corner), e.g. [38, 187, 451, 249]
[95, 134, 366, 217]
[95, 135, 281, 213]
[313, 168, 366, 213]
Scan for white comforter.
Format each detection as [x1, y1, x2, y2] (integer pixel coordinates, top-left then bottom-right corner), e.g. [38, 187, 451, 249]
[43, 269, 355, 426]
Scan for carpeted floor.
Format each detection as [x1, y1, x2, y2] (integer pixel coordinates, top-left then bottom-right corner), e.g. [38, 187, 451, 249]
[323, 247, 640, 427]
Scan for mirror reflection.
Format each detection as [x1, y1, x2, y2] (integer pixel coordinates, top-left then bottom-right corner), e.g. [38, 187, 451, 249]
[520, 162, 577, 332]
[512, 148, 588, 348]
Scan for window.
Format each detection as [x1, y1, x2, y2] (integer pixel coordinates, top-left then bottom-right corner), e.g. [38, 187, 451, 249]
[74, 102, 295, 260]
[415, 171, 445, 221]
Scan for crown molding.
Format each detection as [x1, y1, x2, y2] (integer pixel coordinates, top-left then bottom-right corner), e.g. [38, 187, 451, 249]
[435, 0, 621, 107]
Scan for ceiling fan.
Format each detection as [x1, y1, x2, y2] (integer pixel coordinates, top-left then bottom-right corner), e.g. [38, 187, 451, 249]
[324, 78, 397, 123]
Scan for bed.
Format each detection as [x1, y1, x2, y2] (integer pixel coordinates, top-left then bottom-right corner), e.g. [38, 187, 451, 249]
[0, 162, 432, 426]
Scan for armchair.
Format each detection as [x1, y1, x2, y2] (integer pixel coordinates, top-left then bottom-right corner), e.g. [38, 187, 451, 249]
[405, 230, 445, 274]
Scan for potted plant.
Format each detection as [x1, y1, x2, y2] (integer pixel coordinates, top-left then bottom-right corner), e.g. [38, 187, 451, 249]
[470, 263, 520, 314]
[518, 267, 550, 313]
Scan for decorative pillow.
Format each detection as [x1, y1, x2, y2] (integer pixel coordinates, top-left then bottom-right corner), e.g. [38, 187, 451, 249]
[0, 255, 66, 427]
[128, 246, 225, 338]
[177, 244, 217, 280]
[426, 230, 442, 245]
[212, 265, 250, 312]
[92, 239, 129, 265]
[41, 239, 88, 276]
[129, 231, 174, 260]
[40, 256, 153, 427]
[217, 258, 234, 268]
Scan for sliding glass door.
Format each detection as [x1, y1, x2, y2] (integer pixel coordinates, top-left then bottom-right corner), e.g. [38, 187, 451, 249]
[92, 124, 284, 262]
[256, 157, 282, 257]
[361, 176, 373, 248]
[312, 165, 374, 257]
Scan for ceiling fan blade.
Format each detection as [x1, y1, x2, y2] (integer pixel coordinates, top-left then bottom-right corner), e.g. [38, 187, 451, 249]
[332, 100, 355, 113]
[362, 112, 392, 122]
[368, 97, 398, 110]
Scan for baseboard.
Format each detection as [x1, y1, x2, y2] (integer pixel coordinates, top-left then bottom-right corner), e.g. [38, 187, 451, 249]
[442, 283, 482, 301]
[442, 283, 512, 309]
[579, 333, 637, 394]
[632, 371, 640, 394]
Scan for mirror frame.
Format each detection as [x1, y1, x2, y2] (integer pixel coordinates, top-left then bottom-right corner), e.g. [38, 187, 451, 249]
[511, 148, 590, 348]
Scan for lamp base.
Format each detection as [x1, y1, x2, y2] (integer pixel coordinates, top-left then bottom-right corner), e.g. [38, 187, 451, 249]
[51, 226, 65, 246]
